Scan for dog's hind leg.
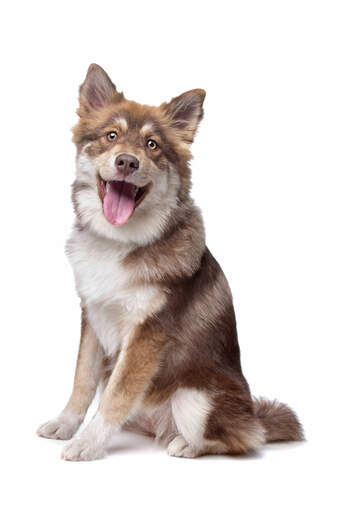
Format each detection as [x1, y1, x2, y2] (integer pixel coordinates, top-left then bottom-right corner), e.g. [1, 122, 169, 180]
[168, 387, 265, 458]
[167, 387, 225, 458]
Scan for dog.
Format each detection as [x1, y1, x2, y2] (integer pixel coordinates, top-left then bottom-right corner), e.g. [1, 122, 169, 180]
[37, 64, 303, 461]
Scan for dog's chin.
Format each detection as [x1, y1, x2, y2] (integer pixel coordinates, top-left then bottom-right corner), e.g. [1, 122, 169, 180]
[87, 193, 169, 246]
[97, 175, 151, 227]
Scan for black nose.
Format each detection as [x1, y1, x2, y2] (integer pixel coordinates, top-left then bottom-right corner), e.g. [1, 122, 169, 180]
[115, 153, 139, 175]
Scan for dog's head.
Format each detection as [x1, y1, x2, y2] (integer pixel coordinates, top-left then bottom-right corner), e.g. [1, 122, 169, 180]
[72, 64, 205, 244]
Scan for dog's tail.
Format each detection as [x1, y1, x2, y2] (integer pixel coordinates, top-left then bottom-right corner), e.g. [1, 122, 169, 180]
[253, 397, 304, 442]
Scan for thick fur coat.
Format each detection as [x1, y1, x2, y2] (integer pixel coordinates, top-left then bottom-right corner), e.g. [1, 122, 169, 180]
[37, 64, 303, 461]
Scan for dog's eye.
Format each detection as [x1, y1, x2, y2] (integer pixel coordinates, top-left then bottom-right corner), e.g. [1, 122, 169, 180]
[147, 139, 158, 150]
[107, 131, 117, 141]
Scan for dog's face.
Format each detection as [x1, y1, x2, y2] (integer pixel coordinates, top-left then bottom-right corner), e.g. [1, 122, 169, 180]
[72, 64, 205, 244]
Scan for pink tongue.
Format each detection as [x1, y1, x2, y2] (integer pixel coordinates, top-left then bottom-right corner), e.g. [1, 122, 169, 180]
[103, 181, 136, 226]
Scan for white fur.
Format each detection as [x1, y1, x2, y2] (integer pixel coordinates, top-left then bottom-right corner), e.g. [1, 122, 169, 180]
[171, 388, 212, 448]
[167, 435, 189, 456]
[67, 228, 165, 356]
[167, 435, 200, 458]
[140, 122, 155, 135]
[61, 412, 113, 461]
[116, 117, 128, 131]
[37, 410, 82, 440]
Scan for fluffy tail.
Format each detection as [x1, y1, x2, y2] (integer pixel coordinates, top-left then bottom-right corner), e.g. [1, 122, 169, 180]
[253, 397, 304, 442]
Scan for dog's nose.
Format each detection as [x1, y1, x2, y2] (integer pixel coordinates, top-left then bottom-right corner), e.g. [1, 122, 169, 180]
[115, 153, 139, 175]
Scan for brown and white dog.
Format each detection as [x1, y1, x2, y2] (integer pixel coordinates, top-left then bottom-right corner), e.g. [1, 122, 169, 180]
[37, 64, 303, 461]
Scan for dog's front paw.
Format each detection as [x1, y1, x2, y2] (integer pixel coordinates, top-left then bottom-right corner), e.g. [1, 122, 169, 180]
[37, 411, 82, 440]
[61, 413, 112, 461]
[61, 436, 105, 461]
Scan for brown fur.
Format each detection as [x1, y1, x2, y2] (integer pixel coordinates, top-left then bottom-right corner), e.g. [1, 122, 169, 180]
[73, 65, 303, 452]
[64, 309, 103, 417]
[38, 64, 304, 460]
[99, 320, 167, 425]
[253, 397, 304, 442]
[123, 199, 205, 283]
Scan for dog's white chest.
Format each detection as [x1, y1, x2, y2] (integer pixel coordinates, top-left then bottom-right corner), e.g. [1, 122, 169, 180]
[67, 229, 164, 355]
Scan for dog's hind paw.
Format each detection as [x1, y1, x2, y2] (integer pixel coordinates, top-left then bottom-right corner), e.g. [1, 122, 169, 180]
[167, 435, 200, 458]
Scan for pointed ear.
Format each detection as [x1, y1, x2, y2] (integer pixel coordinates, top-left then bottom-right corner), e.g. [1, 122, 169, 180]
[163, 89, 206, 142]
[78, 64, 122, 115]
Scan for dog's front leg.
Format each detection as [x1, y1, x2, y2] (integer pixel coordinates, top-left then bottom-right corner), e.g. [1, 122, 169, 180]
[61, 321, 164, 461]
[37, 309, 103, 440]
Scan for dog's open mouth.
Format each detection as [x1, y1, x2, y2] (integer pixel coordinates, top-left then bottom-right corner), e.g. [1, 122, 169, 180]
[98, 177, 150, 226]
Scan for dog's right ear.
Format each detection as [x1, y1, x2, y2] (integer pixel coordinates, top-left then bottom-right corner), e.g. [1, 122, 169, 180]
[78, 64, 123, 116]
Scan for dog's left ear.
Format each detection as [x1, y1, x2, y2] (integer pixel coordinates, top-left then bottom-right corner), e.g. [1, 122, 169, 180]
[163, 89, 206, 142]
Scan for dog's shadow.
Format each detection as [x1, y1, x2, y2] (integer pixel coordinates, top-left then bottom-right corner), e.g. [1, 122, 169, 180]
[107, 431, 162, 455]
[107, 432, 304, 460]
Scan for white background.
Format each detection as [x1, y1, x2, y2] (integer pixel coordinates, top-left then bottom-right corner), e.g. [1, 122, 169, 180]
[1, 1, 340, 510]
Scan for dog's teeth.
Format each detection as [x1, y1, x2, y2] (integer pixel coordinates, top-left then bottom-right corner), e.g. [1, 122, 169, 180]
[105, 182, 110, 192]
